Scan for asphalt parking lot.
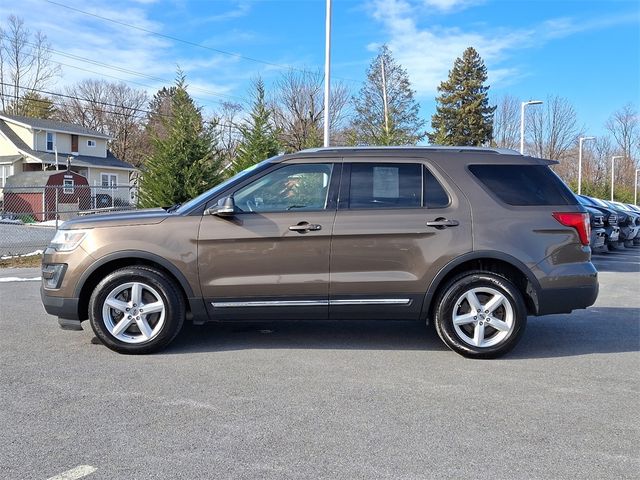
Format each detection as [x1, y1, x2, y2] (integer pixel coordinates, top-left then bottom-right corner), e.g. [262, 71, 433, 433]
[1, 249, 638, 479]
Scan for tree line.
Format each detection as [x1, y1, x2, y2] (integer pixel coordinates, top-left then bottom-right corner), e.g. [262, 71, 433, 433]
[1, 14, 638, 205]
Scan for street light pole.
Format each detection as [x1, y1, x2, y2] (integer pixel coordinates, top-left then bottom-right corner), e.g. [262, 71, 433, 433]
[322, 0, 332, 148]
[610, 156, 623, 201]
[520, 100, 543, 154]
[635, 169, 639, 205]
[577, 136, 595, 195]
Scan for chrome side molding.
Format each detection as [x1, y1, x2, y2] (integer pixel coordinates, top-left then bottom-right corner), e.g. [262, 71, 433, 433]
[212, 298, 411, 308]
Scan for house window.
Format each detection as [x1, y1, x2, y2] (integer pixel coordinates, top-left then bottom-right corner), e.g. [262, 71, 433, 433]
[101, 173, 118, 189]
[46, 132, 55, 151]
[63, 178, 74, 194]
[87, 140, 96, 147]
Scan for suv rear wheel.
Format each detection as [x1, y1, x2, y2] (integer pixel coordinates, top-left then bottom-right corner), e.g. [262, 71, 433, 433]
[434, 272, 527, 359]
[88, 266, 185, 354]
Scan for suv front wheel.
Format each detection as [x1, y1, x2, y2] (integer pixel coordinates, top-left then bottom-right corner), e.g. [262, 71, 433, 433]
[434, 272, 527, 359]
[88, 266, 185, 354]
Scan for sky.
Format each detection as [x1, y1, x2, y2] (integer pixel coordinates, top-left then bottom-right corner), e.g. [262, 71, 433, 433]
[1, 0, 639, 137]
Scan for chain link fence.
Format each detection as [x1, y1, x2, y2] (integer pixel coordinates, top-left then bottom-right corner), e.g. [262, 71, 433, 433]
[1, 185, 138, 257]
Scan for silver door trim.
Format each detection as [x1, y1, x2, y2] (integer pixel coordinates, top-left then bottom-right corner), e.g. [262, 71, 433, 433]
[211, 299, 411, 308]
[330, 299, 411, 305]
[212, 300, 329, 308]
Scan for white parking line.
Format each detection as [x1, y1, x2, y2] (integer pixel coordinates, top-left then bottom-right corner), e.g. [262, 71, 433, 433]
[0, 277, 41, 283]
[46, 465, 97, 480]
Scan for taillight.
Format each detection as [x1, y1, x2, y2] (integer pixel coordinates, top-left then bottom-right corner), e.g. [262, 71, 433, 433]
[553, 212, 590, 246]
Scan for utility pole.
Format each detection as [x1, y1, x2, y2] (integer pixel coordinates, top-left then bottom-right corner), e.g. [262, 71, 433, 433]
[381, 56, 390, 140]
[322, 0, 332, 148]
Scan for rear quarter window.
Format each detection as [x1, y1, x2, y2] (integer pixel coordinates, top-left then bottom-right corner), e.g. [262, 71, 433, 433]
[469, 165, 577, 206]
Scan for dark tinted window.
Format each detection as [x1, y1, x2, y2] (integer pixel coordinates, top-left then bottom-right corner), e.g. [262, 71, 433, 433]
[349, 163, 422, 208]
[424, 167, 449, 208]
[469, 165, 576, 206]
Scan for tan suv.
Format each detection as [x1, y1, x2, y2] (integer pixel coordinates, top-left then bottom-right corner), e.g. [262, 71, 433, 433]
[41, 147, 598, 358]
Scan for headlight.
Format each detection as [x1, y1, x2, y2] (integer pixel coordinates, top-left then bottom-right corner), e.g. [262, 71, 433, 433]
[49, 229, 89, 252]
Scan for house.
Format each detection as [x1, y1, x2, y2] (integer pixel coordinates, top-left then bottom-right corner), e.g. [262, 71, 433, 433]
[0, 114, 136, 205]
[3, 170, 91, 221]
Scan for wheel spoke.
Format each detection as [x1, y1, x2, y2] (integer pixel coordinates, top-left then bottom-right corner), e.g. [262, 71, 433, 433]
[488, 317, 510, 332]
[453, 312, 476, 325]
[112, 316, 133, 336]
[465, 291, 482, 312]
[135, 317, 153, 340]
[484, 293, 505, 314]
[131, 283, 143, 306]
[142, 301, 164, 315]
[473, 322, 486, 346]
[105, 298, 129, 313]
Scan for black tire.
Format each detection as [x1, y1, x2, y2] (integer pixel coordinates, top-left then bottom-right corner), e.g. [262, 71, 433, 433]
[433, 271, 527, 359]
[88, 266, 185, 354]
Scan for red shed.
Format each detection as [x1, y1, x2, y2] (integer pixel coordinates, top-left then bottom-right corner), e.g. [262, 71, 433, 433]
[3, 170, 90, 221]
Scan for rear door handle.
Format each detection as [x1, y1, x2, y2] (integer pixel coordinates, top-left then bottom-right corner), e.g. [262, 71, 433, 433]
[426, 218, 459, 229]
[289, 222, 322, 233]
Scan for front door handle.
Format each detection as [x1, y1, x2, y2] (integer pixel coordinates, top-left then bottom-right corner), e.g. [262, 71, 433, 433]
[426, 218, 459, 229]
[289, 222, 322, 233]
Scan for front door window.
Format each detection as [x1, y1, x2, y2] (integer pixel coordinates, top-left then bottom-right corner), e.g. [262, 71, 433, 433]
[233, 163, 333, 212]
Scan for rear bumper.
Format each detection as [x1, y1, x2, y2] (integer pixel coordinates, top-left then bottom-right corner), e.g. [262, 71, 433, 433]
[537, 283, 599, 315]
[534, 259, 599, 315]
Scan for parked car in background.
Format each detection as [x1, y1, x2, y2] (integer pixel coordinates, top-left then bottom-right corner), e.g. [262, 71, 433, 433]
[578, 196, 620, 250]
[583, 205, 607, 253]
[600, 199, 639, 248]
[611, 201, 640, 246]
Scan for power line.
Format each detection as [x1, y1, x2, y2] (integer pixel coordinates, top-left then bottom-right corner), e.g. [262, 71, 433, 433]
[44, 0, 360, 84]
[0, 33, 248, 107]
[0, 82, 244, 133]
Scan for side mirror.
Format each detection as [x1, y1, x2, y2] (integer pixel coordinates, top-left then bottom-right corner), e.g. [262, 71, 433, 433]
[206, 196, 236, 217]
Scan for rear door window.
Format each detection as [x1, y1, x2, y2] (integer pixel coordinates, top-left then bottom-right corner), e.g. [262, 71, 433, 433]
[347, 163, 449, 209]
[469, 165, 576, 206]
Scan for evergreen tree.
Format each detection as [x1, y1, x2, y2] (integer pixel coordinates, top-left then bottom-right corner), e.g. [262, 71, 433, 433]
[231, 78, 280, 175]
[10, 92, 56, 118]
[139, 74, 223, 208]
[350, 45, 425, 145]
[429, 47, 496, 146]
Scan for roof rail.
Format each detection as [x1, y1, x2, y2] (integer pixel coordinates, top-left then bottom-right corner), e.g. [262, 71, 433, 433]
[297, 146, 521, 155]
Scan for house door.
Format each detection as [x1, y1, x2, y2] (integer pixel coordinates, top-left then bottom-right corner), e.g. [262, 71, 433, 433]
[71, 135, 78, 154]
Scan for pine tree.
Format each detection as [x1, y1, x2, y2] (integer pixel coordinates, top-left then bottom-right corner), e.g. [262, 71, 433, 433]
[10, 92, 56, 118]
[429, 47, 496, 146]
[350, 45, 425, 146]
[231, 78, 280, 175]
[139, 74, 223, 208]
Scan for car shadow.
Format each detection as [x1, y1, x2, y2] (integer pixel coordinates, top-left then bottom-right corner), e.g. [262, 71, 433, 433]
[166, 320, 448, 354]
[164, 307, 639, 359]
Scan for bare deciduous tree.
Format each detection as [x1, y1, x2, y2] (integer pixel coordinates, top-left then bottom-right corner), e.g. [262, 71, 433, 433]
[271, 70, 349, 152]
[606, 103, 640, 160]
[56, 79, 148, 166]
[605, 103, 640, 195]
[214, 101, 243, 168]
[0, 15, 60, 114]
[491, 95, 520, 150]
[527, 95, 583, 162]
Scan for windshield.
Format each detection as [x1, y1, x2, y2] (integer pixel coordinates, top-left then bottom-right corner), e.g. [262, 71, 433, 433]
[590, 197, 608, 208]
[576, 195, 592, 206]
[174, 157, 278, 214]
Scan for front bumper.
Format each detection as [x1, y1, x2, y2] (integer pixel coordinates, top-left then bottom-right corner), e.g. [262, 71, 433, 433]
[41, 285, 80, 320]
